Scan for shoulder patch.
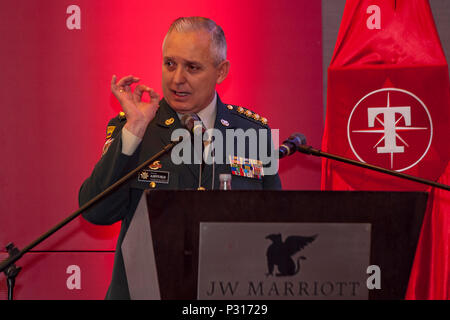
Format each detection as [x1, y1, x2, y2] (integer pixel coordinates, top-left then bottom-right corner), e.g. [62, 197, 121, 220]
[227, 104, 269, 127]
[106, 126, 116, 139]
[105, 111, 127, 140]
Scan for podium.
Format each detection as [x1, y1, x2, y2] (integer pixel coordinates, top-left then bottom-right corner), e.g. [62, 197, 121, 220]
[121, 190, 427, 300]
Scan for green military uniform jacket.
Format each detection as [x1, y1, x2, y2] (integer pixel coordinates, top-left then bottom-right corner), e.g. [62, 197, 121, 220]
[79, 96, 281, 299]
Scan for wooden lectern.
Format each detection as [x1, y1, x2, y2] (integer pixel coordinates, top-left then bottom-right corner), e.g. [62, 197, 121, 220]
[121, 190, 427, 300]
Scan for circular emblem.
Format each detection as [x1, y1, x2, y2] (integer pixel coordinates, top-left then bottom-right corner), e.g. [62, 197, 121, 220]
[347, 88, 432, 172]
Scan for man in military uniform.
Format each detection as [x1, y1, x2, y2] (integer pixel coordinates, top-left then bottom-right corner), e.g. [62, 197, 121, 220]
[79, 16, 281, 299]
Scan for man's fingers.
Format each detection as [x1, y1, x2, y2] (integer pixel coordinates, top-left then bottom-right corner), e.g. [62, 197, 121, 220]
[133, 84, 148, 102]
[116, 75, 133, 86]
[111, 75, 142, 99]
[148, 88, 159, 99]
[146, 88, 160, 103]
[133, 85, 159, 104]
[117, 75, 140, 87]
[111, 75, 120, 92]
[111, 75, 123, 98]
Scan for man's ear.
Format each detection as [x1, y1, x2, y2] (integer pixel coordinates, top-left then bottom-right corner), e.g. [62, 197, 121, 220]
[216, 60, 230, 84]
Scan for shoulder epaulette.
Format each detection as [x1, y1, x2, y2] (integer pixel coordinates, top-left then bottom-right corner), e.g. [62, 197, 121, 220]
[105, 111, 126, 140]
[118, 111, 127, 121]
[226, 104, 268, 127]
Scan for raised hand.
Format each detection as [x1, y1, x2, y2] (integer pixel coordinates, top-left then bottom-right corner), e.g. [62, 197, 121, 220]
[111, 74, 160, 138]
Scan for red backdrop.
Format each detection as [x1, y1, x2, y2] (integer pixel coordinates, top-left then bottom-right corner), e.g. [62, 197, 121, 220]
[0, 1, 323, 299]
[321, 0, 450, 299]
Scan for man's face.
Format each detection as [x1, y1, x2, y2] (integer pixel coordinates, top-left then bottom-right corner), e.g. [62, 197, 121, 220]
[162, 29, 229, 114]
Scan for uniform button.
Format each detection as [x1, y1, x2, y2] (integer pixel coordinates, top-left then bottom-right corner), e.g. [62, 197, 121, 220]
[149, 182, 156, 188]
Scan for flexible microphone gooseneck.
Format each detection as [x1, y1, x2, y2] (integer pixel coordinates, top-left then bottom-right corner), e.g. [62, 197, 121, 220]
[181, 113, 207, 190]
[278, 132, 450, 191]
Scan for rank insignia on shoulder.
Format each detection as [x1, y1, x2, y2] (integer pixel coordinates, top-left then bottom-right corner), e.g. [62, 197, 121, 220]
[230, 104, 269, 127]
[229, 156, 264, 180]
[106, 126, 116, 139]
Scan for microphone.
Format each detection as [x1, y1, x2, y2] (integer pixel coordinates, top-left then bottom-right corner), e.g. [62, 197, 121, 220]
[279, 133, 307, 159]
[181, 113, 206, 135]
[181, 113, 207, 190]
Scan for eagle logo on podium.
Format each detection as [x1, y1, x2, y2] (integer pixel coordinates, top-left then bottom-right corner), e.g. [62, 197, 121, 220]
[265, 233, 317, 277]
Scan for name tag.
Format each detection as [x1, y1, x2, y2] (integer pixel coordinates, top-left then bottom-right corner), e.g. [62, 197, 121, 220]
[138, 170, 170, 184]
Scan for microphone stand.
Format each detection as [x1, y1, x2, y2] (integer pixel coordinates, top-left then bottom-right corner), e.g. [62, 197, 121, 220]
[295, 144, 449, 191]
[0, 138, 182, 300]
